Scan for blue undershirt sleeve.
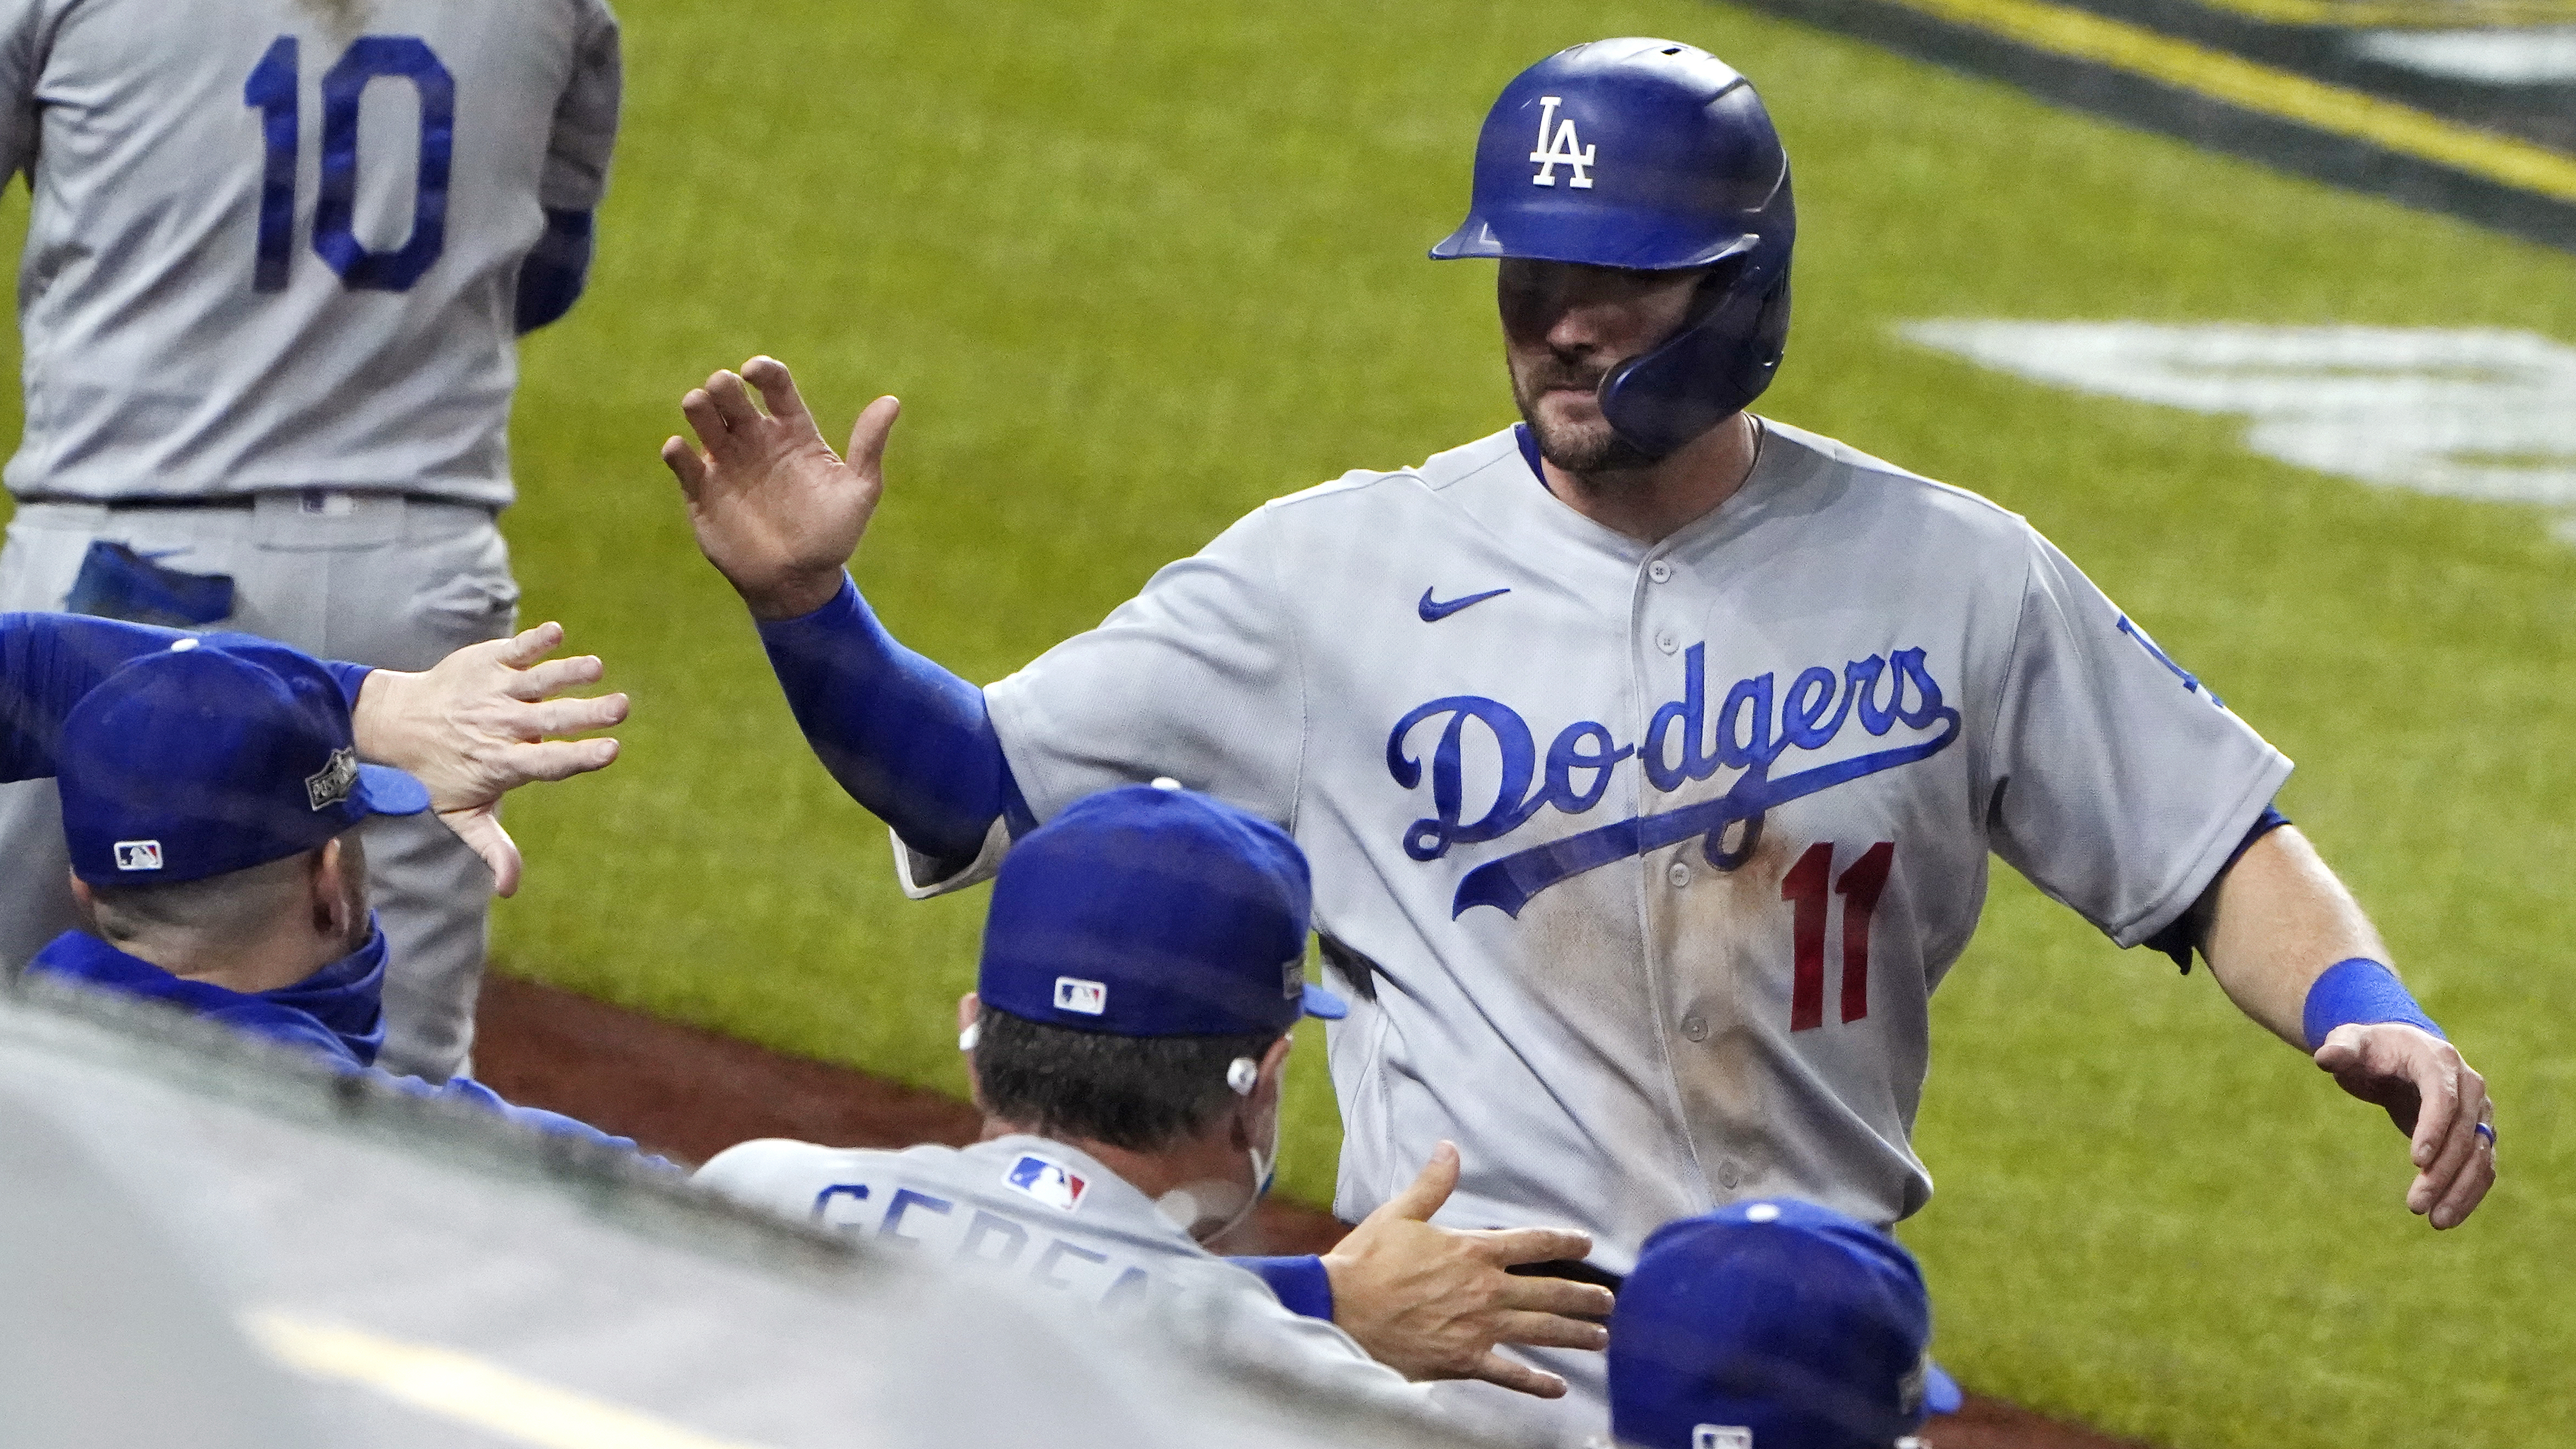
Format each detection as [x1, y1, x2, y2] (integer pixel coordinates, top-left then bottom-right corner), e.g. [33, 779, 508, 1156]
[514, 208, 594, 335]
[1232, 1254, 1334, 1321]
[754, 573, 1015, 864]
[396, 1073, 679, 1172]
[2, 614, 377, 783]
[325, 661, 373, 713]
[2144, 802, 2292, 972]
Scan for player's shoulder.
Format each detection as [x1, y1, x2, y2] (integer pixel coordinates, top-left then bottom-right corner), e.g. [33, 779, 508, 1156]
[1258, 426, 1523, 515]
[1762, 418, 2049, 563]
[693, 1137, 907, 1196]
[568, 0, 620, 37]
[1179, 428, 1517, 568]
[1764, 420, 2028, 529]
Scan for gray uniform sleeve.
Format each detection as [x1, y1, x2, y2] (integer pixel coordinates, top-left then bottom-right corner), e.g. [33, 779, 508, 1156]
[1152, 1261, 1435, 1421]
[689, 1138, 810, 1212]
[1984, 530, 2293, 946]
[985, 505, 1305, 827]
[541, 0, 622, 211]
[0, 0, 47, 182]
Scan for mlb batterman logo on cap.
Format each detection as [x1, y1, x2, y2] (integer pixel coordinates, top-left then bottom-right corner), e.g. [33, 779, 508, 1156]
[1609, 1198, 1962, 1449]
[976, 783, 1345, 1036]
[56, 639, 432, 886]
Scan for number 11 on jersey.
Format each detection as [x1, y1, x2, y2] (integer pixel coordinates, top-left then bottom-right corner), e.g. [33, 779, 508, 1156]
[244, 34, 454, 293]
[1781, 841, 1894, 1031]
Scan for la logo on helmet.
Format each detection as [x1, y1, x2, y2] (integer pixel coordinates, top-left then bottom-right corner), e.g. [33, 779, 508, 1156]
[1528, 96, 1595, 188]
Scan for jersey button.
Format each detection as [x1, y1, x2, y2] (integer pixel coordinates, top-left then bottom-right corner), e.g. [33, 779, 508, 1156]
[1680, 1013, 1708, 1042]
[1654, 628, 1678, 654]
[1666, 860, 1691, 889]
[1647, 559, 1673, 584]
[1718, 1161, 1740, 1190]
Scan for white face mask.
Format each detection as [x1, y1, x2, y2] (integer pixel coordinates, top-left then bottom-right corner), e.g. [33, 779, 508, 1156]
[1156, 1063, 1283, 1243]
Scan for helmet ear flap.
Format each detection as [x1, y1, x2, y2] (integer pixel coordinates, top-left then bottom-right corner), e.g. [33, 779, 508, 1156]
[1599, 266, 1790, 460]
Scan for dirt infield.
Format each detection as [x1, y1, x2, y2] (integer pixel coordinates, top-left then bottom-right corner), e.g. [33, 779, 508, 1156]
[473, 973, 2154, 1449]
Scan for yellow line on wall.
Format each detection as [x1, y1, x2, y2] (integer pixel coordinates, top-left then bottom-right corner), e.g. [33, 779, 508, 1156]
[2193, 0, 2576, 25]
[1881, 0, 2576, 204]
[246, 1309, 781, 1449]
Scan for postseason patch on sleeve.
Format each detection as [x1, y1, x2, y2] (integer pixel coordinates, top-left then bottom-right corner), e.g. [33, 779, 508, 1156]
[1003, 1154, 1088, 1212]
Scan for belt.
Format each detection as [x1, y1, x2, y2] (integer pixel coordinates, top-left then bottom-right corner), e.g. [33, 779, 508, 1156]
[1507, 1257, 1626, 1296]
[13, 490, 491, 513]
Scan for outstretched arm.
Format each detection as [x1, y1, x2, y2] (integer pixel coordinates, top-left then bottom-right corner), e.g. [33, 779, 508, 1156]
[1313, 1142, 1613, 1397]
[3, 614, 271, 782]
[350, 623, 629, 897]
[2185, 827, 2495, 1229]
[659, 356, 893, 622]
[660, 357, 1011, 863]
[2, 614, 624, 897]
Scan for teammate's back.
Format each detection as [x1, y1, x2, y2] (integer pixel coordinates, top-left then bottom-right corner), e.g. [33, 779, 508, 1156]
[0, 0, 618, 503]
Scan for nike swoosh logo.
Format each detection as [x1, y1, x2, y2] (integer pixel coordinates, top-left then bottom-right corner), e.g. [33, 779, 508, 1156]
[1418, 586, 1511, 623]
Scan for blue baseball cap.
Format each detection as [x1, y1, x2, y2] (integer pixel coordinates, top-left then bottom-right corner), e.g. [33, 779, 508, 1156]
[58, 639, 431, 886]
[1609, 1200, 1962, 1449]
[978, 784, 1346, 1036]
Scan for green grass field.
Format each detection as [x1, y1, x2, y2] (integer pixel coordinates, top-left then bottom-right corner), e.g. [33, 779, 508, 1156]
[5, 1, 2571, 1443]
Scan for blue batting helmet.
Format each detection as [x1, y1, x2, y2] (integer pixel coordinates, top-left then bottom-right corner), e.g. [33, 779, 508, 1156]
[1431, 39, 1795, 459]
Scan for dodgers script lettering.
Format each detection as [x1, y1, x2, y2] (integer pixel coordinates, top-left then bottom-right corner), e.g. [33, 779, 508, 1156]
[1386, 643, 1961, 917]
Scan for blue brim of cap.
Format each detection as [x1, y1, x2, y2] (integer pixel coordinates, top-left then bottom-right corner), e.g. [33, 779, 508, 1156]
[1924, 1362, 1963, 1417]
[1301, 983, 1349, 1021]
[353, 762, 433, 818]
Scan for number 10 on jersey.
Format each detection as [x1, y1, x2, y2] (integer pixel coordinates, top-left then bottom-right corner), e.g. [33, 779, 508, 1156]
[244, 35, 454, 293]
[1780, 841, 1893, 1031]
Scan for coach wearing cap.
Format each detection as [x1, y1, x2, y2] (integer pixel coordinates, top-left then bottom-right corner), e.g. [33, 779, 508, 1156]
[696, 782, 1609, 1410]
[1603, 1200, 1960, 1449]
[22, 636, 647, 1154]
[4, 610, 627, 904]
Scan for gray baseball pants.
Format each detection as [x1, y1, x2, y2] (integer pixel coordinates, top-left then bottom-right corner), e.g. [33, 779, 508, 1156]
[0, 492, 520, 1081]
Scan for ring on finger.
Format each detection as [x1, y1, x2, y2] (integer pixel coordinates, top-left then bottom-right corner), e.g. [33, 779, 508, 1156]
[2473, 1120, 2496, 1149]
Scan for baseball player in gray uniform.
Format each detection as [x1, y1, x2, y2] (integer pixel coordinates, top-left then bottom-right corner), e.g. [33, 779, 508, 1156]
[660, 38, 2496, 1440]
[695, 783, 1429, 1417]
[0, 0, 622, 1080]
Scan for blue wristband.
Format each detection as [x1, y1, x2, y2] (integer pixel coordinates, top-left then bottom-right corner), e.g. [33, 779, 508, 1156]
[1232, 1254, 1334, 1321]
[2301, 958, 2444, 1052]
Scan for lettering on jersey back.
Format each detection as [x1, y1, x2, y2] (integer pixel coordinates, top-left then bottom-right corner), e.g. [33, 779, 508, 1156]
[1386, 643, 1961, 916]
[961, 1210, 1031, 1267]
[804, 1168, 1152, 1312]
[877, 1187, 955, 1247]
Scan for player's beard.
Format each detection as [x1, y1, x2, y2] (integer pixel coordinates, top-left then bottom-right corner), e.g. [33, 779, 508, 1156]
[1510, 358, 1659, 475]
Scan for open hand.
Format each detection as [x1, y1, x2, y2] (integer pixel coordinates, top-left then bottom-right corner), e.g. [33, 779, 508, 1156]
[2313, 1022, 2495, 1230]
[1320, 1141, 1614, 1397]
[351, 622, 628, 896]
[660, 356, 901, 621]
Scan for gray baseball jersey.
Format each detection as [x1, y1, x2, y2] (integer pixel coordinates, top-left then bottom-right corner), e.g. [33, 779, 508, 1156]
[694, 1134, 1428, 1415]
[928, 418, 2286, 1233]
[910, 420, 2287, 1432]
[0, 0, 621, 504]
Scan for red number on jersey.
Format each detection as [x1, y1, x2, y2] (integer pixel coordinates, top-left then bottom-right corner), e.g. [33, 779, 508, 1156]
[1784, 843, 1834, 1031]
[1781, 841, 1895, 1031]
